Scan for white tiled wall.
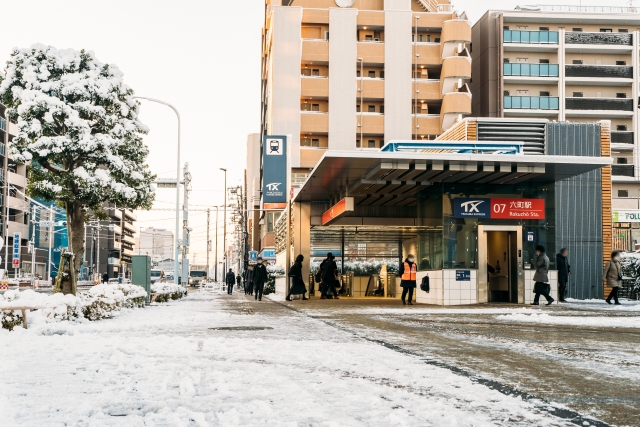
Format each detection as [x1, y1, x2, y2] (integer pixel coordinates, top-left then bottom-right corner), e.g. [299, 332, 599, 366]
[443, 269, 478, 306]
[524, 270, 558, 304]
[415, 271, 443, 305]
[275, 277, 287, 295]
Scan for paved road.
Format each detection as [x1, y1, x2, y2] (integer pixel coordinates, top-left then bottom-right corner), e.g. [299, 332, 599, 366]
[258, 296, 640, 427]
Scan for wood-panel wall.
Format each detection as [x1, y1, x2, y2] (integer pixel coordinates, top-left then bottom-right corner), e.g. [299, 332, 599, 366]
[600, 121, 613, 299]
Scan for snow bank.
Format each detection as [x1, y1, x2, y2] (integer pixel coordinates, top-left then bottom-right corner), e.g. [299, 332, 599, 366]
[151, 282, 187, 303]
[497, 312, 640, 328]
[0, 283, 149, 330]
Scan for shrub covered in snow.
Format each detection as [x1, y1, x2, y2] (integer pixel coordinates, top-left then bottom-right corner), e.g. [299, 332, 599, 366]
[0, 283, 151, 330]
[620, 255, 640, 298]
[151, 283, 187, 303]
[264, 265, 285, 295]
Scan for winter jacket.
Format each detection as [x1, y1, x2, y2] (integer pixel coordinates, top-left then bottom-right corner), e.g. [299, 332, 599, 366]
[399, 260, 417, 289]
[226, 271, 236, 285]
[288, 261, 307, 295]
[603, 260, 623, 288]
[532, 253, 550, 283]
[556, 254, 571, 283]
[322, 260, 338, 283]
[253, 264, 268, 286]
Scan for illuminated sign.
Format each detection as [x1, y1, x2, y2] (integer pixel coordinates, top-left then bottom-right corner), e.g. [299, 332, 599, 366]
[613, 211, 640, 223]
[262, 135, 287, 210]
[322, 197, 355, 225]
[454, 198, 545, 220]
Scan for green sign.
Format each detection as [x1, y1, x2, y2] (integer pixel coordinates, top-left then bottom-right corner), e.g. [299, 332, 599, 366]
[613, 211, 640, 222]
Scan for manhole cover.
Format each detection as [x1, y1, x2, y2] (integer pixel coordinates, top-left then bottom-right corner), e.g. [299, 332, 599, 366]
[208, 326, 273, 331]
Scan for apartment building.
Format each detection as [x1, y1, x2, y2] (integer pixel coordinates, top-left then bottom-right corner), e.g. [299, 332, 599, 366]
[251, 0, 472, 253]
[470, 5, 640, 249]
[138, 227, 174, 263]
[92, 204, 137, 279]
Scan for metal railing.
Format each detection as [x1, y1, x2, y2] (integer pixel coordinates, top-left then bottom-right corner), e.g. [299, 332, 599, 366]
[504, 63, 559, 77]
[504, 96, 559, 110]
[565, 65, 633, 79]
[0, 117, 6, 131]
[565, 97, 633, 112]
[504, 30, 559, 44]
[535, 5, 639, 13]
[612, 164, 634, 177]
[611, 131, 634, 144]
[565, 32, 632, 46]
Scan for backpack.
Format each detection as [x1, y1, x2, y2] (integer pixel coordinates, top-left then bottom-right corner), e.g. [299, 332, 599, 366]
[420, 276, 430, 293]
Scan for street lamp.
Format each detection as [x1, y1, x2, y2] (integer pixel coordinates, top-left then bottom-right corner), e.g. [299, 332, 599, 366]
[220, 168, 227, 275]
[134, 96, 181, 285]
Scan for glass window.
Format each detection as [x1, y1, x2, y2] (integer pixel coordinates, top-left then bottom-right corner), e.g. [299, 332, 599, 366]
[368, 71, 375, 78]
[619, 190, 629, 197]
[367, 140, 376, 148]
[368, 105, 376, 112]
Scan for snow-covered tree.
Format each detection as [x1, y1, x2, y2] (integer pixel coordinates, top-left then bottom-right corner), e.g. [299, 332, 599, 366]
[0, 44, 155, 294]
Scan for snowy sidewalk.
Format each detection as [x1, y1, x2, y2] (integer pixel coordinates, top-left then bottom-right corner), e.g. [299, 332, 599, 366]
[0, 293, 608, 426]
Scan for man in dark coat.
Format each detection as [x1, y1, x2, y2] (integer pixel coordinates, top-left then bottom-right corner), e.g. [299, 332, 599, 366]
[532, 245, 554, 306]
[320, 253, 339, 299]
[245, 268, 254, 295]
[556, 248, 570, 303]
[226, 269, 235, 295]
[253, 258, 268, 301]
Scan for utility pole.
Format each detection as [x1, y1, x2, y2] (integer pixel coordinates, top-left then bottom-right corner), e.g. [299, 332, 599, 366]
[181, 162, 192, 285]
[30, 205, 36, 287]
[215, 206, 219, 282]
[220, 168, 227, 274]
[47, 206, 53, 281]
[206, 208, 210, 281]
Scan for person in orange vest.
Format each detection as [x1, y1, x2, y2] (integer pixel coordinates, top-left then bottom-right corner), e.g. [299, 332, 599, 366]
[400, 254, 417, 305]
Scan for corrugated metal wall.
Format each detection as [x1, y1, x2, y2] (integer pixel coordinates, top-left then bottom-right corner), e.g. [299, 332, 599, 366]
[547, 123, 603, 299]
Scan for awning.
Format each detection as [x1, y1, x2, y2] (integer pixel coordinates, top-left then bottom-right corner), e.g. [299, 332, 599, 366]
[293, 151, 612, 205]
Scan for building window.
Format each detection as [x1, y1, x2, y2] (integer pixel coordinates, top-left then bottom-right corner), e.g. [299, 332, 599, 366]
[539, 91, 550, 97]
[427, 35, 431, 42]
[356, 105, 361, 112]
[503, 90, 510, 96]
[503, 26, 509, 30]
[380, 105, 385, 114]
[380, 71, 384, 79]
[368, 105, 376, 113]
[573, 92, 583, 97]
[516, 90, 529, 95]
[503, 58, 510, 63]
[600, 29, 613, 33]
[368, 71, 375, 78]
[539, 59, 550, 64]
[419, 34, 423, 42]
[365, 35, 373, 41]
[380, 140, 385, 147]
[311, 138, 319, 147]
[572, 28, 583, 32]
[619, 29, 629, 33]
[616, 61, 627, 66]
[539, 27, 549, 31]
[619, 190, 629, 197]
[617, 125, 628, 131]
[302, 69, 311, 76]
[434, 37, 440, 43]
[356, 139, 361, 148]
[572, 60, 583, 65]
[312, 69, 320, 76]
[356, 70, 361, 77]
[617, 158, 628, 164]
[367, 140, 376, 148]
[616, 93, 627, 99]
[312, 104, 320, 111]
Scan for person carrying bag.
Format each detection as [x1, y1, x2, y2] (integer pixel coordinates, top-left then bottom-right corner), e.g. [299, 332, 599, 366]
[286, 254, 308, 302]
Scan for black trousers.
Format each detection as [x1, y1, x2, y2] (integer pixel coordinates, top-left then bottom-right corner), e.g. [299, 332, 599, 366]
[533, 282, 553, 304]
[255, 283, 264, 300]
[606, 287, 620, 304]
[558, 281, 567, 300]
[227, 283, 233, 294]
[401, 287, 414, 303]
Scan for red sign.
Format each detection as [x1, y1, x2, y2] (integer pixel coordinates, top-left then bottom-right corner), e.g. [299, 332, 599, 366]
[12, 259, 19, 268]
[322, 197, 355, 225]
[490, 198, 545, 220]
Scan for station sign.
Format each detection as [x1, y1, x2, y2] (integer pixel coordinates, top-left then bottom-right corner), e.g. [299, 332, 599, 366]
[613, 210, 640, 223]
[262, 135, 287, 210]
[454, 198, 545, 220]
[322, 197, 355, 225]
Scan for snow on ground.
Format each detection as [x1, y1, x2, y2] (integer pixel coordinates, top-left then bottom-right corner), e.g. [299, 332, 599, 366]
[497, 312, 640, 328]
[0, 292, 588, 427]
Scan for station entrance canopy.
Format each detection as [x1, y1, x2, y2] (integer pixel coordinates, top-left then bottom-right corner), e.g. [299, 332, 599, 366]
[293, 148, 612, 207]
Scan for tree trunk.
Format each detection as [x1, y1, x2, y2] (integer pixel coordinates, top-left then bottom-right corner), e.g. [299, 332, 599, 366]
[64, 201, 85, 295]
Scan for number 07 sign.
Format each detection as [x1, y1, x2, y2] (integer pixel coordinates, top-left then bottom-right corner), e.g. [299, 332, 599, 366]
[454, 198, 545, 220]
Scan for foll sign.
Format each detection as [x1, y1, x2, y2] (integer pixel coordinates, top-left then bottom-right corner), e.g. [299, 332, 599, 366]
[262, 135, 287, 210]
[322, 197, 355, 225]
[12, 232, 20, 268]
[454, 198, 545, 220]
[613, 211, 640, 223]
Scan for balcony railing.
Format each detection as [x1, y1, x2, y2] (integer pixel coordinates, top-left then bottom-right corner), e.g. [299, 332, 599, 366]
[612, 131, 634, 144]
[565, 32, 632, 46]
[565, 97, 633, 111]
[536, 5, 639, 13]
[504, 96, 559, 110]
[565, 65, 633, 79]
[504, 63, 559, 77]
[504, 30, 559, 44]
[612, 164, 634, 177]
[0, 117, 5, 131]
[0, 143, 5, 157]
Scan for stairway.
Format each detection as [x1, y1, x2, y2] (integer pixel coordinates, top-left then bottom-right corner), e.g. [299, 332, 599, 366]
[415, 0, 439, 12]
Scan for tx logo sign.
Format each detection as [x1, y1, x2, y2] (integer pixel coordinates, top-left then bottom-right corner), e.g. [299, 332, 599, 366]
[460, 200, 484, 213]
[266, 183, 281, 192]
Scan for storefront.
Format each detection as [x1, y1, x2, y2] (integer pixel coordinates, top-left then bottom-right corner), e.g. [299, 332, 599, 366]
[287, 141, 611, 305]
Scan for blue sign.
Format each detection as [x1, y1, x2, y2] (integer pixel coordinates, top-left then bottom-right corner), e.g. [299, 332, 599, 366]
[262, 135, 287, 206]
[456, 270, 471, 281]
[249, 251, 258, 262]
[260, 249, 276, 259]
[12, 232, 20, 258]
[453, 198, 491, 219]
[526, 231, 536, 243]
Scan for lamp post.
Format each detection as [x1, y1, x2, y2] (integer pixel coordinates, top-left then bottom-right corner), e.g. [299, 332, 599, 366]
[220, 168, 227, 275]
[134, 96, 181, 285]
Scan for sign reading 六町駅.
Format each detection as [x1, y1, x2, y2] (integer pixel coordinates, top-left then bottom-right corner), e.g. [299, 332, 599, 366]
[613, 211, 640, 223]
[453, 198, 545, 220]
[262, 135, 287, 210]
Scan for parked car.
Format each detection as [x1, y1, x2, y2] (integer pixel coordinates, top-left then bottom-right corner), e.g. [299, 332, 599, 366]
[188, 270, 207, 286]
[150, 269, 164, 284]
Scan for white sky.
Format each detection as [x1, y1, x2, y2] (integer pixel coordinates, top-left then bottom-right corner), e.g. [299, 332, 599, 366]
[0, 0, 634, 267]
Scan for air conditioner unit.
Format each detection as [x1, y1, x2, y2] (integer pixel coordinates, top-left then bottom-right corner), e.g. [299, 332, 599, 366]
[374, 38, 379, 42]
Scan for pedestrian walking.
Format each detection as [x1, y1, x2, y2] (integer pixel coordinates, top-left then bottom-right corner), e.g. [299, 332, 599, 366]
[253, 257, 268, 301]
[236, 273, 242, 291]
[603, 251, 623, 305]
[226, 268, 235, 295]
[532, 245, 554, 306]
[400, 254, 417, 305]
[286, 254, 309, 301]
[102, 273, 109, 284]
[556, 248, 571, 303]
[320, 253, 339, 300]
[245, 268, 254, 295]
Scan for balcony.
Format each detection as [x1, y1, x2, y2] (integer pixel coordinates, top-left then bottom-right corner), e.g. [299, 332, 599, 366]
[122, 234, 135, 245]
[441, 20, 471, 45]
[7, 195, 29, 211]
[441, 92, 471, 131]
[565, 98, 633, 117]
[300, 112, 328, 133]
[504, 63, 559, 77]
[565, 32, 633, 54]
[357, 42, 384, 64]
[357, 78, 384, 99]
[612, 164, 634, 177]
[302, 40, 329, 63]
[8, 172, 27, 188]
[565, 65, 633, 82]
[0, 117, 5, 131]
[612, 131, 634, 145]
[414, 80, 441, 100]
[504, 30, 559, 44]
[301, 77, 329, 98]
[110, 239, 122, 251]
[7, 221, 28, 239]
[504, 96, 559, 110]
[413, 114, 441, 135]
[360, 114, 384, 135]
[415, 44, 441, 66]
[300, 147, 326, 169]
[441, 57, 471, 92]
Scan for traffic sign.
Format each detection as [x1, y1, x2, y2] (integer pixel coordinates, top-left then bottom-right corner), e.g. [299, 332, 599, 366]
[12, 259, 19, 268]
[12, 232, 20, 267]
[248, 251, 258, 265]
